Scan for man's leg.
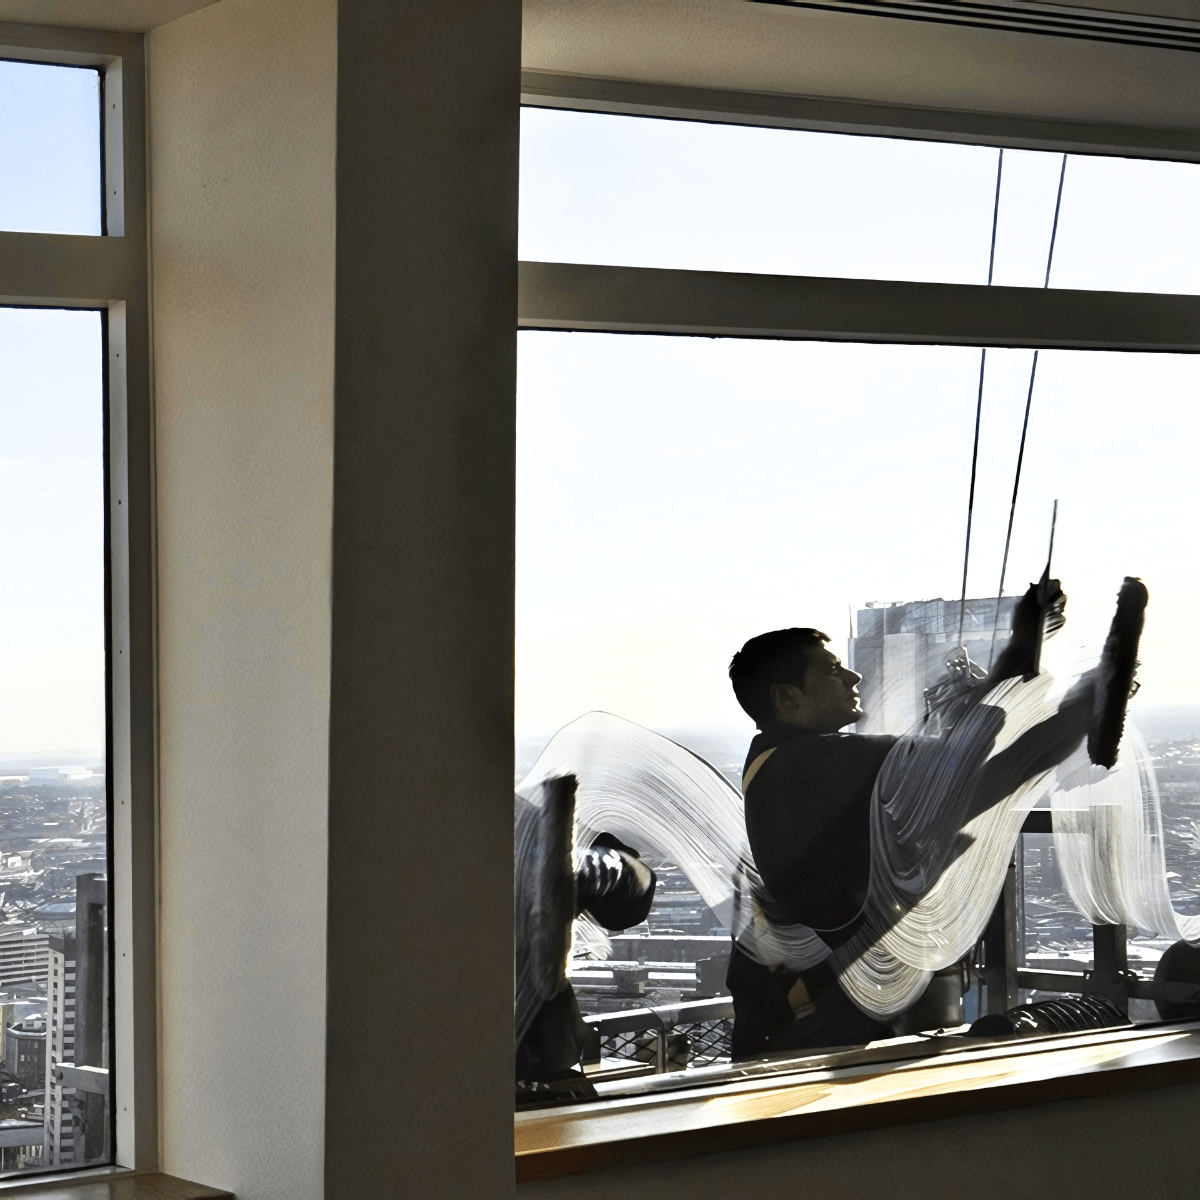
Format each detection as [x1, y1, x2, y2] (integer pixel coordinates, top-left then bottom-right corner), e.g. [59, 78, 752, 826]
[764, 962, 890, 1054]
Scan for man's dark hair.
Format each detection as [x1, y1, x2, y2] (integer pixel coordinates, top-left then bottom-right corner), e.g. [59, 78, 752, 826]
[729, 628, 830, 728]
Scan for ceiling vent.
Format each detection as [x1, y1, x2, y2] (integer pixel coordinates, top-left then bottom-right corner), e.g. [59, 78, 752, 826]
[749, 0, 1200, 51]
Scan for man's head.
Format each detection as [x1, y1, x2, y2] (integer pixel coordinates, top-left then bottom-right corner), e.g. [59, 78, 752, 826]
[729, 628, 863, 732]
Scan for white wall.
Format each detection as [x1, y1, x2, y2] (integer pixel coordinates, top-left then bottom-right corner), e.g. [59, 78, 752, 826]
[147, 1, 335, 1195]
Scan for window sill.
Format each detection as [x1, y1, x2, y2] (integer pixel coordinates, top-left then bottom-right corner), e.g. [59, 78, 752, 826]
[0, 1172, 229, 1199]
[515, 1020, 1200, 1182]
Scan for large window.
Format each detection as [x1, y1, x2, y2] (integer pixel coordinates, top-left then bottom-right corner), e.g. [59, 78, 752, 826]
[0, 27, 153, 1180]
[0, 305, 108, 1172]
[515, 99, 1200, 1120]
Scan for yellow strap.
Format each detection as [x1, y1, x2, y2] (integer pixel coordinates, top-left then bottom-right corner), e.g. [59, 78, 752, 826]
[741, 747, 777, 796]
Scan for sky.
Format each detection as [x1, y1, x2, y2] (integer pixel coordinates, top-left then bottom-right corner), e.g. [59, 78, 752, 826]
[4, 73, 1199, 752]
[1, 61, 104, 756]
[516, 107, 1200, 738]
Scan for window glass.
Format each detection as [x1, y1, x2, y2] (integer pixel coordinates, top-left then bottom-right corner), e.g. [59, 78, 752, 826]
[516, 330, 1200, 1102]
[0, 61, 101, 236]
[520, 107, 1200, 294]
[0, 308, 109, 1172]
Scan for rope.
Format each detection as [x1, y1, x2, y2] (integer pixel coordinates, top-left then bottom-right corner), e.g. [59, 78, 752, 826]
[988, 153, 1069, 668]
[957, 149, 1005, 650]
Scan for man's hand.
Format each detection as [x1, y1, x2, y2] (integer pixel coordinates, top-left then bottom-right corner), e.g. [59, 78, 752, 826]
[991, 575, 1065, 683]
[575, 847, 624, 913]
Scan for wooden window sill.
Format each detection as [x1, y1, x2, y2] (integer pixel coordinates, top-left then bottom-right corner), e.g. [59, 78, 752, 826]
[0, 1172, 229, 1199]
[516, 1020, 1200, 1182]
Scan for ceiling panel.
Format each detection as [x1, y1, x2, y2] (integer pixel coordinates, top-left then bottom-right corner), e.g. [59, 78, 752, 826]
[0, 0, 215, 32]
[523, 0, 1200, 132]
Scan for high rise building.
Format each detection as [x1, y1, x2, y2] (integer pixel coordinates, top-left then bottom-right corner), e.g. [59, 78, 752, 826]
[2, 1021, 45, 1092]
[849, 596, 1018, 735]
[43, 933, 77, 1167]
[0, 928, 49, 992]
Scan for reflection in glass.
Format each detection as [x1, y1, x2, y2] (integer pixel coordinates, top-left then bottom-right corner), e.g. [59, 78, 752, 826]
[0, 309, 108, 1172]
[0, 61, 101, 236]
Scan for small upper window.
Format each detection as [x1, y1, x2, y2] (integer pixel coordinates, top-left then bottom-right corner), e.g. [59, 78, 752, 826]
[0, 60, 101, 236]
[520, 107, 1200, 295]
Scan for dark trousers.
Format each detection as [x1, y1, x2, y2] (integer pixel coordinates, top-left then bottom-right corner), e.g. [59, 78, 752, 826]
[728, 945, 889, 1059]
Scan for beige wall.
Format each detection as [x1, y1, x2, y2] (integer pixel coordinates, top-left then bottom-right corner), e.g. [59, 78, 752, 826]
[521, 1083, 1200, 1198]
[147, 1, 335, 1196]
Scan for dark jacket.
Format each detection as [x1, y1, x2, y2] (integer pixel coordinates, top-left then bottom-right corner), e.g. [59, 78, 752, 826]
[729, 723, 896, 1058]
[744, 723, 895, 943]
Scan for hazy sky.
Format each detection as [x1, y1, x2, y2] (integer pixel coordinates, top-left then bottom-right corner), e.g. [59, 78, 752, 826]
[517, 108, 1200, 737]
[1, 60, 100, 236]
[2, 61, 103, 755]
[5, 77, 1199, 750]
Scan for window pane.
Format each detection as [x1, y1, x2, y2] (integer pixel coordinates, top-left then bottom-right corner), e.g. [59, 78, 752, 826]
[0, 308, 109, 1173]
[0, 61, 101, 236]
[520, 108, 1200, 294]
[516, 331, 1200, 1102]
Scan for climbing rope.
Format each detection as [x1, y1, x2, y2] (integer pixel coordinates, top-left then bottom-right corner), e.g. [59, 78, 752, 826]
[957, 148, 1005, 651]
[987, 153, 1069, 668]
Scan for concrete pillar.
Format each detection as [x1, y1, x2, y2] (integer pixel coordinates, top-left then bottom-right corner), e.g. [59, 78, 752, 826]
[325, 1, 521, 1196]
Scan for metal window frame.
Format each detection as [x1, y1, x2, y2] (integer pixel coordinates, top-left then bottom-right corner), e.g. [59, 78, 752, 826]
[520, 69, 1200, 161]
[518, 261, 1200, 350]
[0, 21, 157, 1177]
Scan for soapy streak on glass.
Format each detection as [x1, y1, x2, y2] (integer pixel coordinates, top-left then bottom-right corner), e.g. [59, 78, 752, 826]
[0, 59, 101, 236]
[520, 107, 1200, 295]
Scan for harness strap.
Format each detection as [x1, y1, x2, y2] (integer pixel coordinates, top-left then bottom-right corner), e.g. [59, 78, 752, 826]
[741, 747, 777, 796]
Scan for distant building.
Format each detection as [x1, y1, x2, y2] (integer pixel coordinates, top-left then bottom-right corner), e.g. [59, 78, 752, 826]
[0, 852, 37, 879]
[23, 768, 94, 783]
[3, 1022, 44, 1091]
[0, 929, 48, 992]
[43, 934, 77, 1167]
[33, 906, 75, 925]
[849, 596, 1018, 735]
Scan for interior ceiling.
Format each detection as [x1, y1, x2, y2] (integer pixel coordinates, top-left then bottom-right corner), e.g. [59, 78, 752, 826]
[522, 0, 1200, 130]
[0, 0, 214, 33]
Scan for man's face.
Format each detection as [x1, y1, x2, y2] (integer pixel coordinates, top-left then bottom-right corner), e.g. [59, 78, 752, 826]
[770, 647, 863, 732]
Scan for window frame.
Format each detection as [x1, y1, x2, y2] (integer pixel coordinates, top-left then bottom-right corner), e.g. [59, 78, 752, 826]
[0, 19, 157, 1181]
[514, 68, 1200, 1178]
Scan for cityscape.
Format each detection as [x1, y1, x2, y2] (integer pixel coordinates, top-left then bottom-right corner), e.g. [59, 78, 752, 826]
[0, 760, 107, 1173]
